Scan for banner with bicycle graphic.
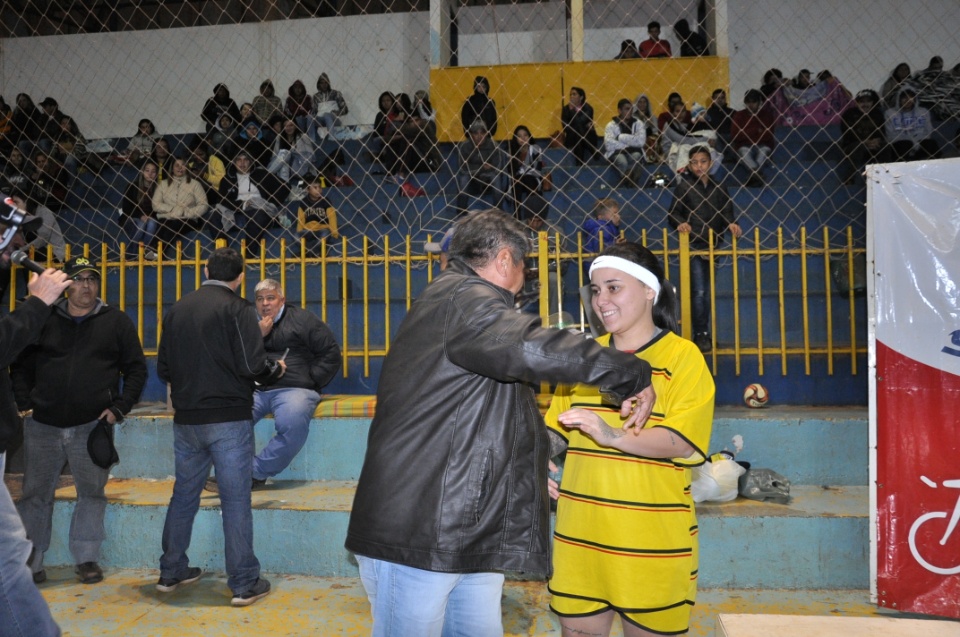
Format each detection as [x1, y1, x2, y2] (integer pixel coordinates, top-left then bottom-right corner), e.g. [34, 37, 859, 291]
[868, 157, 960, 618]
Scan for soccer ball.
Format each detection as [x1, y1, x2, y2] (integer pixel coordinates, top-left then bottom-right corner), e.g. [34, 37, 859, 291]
[743, 383, 769, 408]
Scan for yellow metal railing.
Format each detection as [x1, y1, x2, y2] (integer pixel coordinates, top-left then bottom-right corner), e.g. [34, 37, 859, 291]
[8, 228, 866, 379]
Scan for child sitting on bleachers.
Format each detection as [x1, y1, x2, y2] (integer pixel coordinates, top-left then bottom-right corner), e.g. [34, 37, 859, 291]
[284, 173, 339, 258]
[582, 197, 624, 257]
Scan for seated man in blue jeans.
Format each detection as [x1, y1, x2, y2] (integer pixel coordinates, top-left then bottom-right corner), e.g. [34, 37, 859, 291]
[206, 278, 341, 491]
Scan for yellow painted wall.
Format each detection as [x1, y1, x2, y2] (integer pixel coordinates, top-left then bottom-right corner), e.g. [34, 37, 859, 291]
[431, 57, 730, 143]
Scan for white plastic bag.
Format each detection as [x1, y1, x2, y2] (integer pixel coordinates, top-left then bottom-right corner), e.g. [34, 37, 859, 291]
[691, 455, 746, 503]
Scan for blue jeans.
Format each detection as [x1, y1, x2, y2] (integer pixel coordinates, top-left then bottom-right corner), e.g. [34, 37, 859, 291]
[690, 255, 711, 335]
[17, 418, 109, 570]
[0, 453, 61, 637]
[309, 112, 341, 143]
[160, 421, 260, 595]
[124, 217, 159, 250]
[252, 387, 321, 480]
[357, 556, 504, 637]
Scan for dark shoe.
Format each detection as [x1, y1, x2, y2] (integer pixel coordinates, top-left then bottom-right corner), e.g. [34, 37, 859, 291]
[156, 566, 203, 593]
[32, 569, 47, 584]
[204, 477, 219, 494]
[76, 561, 104, 584]
[251, 477, 267, 491]
[694, 332, 713, 353]
[231, 577, 271, 607]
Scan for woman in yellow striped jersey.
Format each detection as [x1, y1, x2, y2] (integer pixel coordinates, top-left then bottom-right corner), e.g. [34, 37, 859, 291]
[545, 242, 715, 636]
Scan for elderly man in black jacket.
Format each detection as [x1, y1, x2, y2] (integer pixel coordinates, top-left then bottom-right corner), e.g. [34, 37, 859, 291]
[206, 278, 341, 492]
[13, 256, 147, 586]
[0, 208, 71, 637]
[346, 209, 656, 637]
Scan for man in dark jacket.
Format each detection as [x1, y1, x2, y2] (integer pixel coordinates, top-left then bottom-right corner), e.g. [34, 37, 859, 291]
[13, 256, 147, 585]
[460, 75, 497, 138]
[205, 278, 341, 492]
[0, 207, 70, 637]
[218, 151, 288, 258]
[156, 248, 284, 607]
[346, 209, 655, 637]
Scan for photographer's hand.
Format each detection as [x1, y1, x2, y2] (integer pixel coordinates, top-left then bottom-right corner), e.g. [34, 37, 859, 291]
[28, 269, 71, 306]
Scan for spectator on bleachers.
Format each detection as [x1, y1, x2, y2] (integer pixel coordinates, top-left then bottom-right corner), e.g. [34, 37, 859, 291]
[151, 139, 174, 182]
[120, 159, 159, 259]
[508, 125, 545, 210]
[54, 115, 103, 182]
[186, 137, 226, 208]
[461, 76, 498, 138]
[604, 98, 646, 186]
[880, 62, 911, 110]
[657, 95, 697, 166]
[707, 88, 735, 159]
[201, 83, 241, 134]
[11, 93, 45, 159]
[268, 117, 316, 182]
[38, 97, 67, 154]
[639, 21, 672, 58]
[380, 93, 431, 187]
[903, 58, 960, 123]
[760, 68, 784, 100]
[1, 147, 32, 193]
[884, 88, 941, 162]
[0, 96, 12, 156]
[252, 80, 284, 125]
[284, 173, 340, 258]
[240, 102, 254, 123]
[236, 118, 273, 168]
[840, 89, 890, 184]
[370, 91, 397, 161]
[583, 197, 623, 256]
[561, 87, 600, 166]
[10, 191, 66, 263]
[922, 56, 944, 76]
[128, 118, 160, 165]
[669, 144, 741, 353]
[218, 150, 288, 258]
[674, 18, 707, 57]
[633, 94, 660, 162]
[153, 157, 210, 258]
[520, 193, 567, 314]
[208, 112, 238, 162]
[29, 151, 68, 212]
[412, 90, 442, 170]
[455, 120, 505, 215]
[285, 80, 313, 135]
[310, 73, 349, 142]
[792, 69, 812, 91]
[615, 39, 640, 60]
[731, 89, 776, 186]
[818, 70, 853, 100]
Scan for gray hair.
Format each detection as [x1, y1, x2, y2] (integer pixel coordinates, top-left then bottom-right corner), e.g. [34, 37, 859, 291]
[449, 209, 529, 270]
[254, 278, 283, 294]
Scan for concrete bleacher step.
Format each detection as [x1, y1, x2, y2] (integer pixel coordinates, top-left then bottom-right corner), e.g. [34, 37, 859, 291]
[18, 405, 869, 591]
[33, 568, 881, 637]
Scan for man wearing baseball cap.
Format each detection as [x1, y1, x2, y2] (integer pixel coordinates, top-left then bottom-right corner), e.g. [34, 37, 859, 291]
[0, 197, 70, 635]
[12, 255, 147, 585]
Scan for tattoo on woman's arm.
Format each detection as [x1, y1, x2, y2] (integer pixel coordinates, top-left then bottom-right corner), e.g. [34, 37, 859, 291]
[599, 422, 626, 441]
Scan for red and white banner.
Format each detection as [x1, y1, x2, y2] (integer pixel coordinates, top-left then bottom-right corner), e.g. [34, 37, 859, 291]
[869, 158, 960, 617]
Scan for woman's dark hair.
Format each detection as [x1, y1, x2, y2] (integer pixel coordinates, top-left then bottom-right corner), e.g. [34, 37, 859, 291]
[137, 118, 156, 135]
[260, 79, 275, 96]
[394, 93, 413, 116]
[508, 125, 535, 175]
[762, 68, 783, 86]
[893, 63, 911, 80]
[570, 86, 586, 102]
[674, 19, 691, 38]
[378, 91, 395, 113]
[414, 90, 434, 116]
[596, 241, 679, 334]
[135, 160, 159, 204]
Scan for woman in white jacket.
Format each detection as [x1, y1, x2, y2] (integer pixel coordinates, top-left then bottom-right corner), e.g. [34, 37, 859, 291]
[152, 157, 209, 258]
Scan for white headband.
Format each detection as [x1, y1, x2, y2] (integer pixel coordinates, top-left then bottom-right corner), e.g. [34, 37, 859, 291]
[589, 255, 661, 302]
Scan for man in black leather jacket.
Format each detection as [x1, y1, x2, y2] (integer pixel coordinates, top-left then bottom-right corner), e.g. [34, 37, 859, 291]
[346, 209, 655, 637]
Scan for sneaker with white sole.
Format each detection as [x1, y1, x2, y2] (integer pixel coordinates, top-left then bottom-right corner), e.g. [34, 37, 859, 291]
[156, 567, 203, 592]
[231, 577, 271, 607]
